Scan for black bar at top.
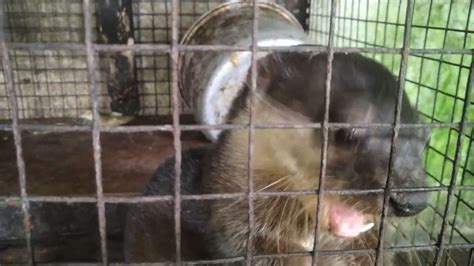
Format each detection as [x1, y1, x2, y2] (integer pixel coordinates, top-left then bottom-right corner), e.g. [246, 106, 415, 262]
[293, 0, 311, 31]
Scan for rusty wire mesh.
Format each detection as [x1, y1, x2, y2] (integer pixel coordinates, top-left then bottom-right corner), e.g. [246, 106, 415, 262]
[0, 0, 473, 265]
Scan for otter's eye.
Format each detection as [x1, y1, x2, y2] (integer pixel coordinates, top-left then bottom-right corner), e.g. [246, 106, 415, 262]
[335, 128, 357, 144]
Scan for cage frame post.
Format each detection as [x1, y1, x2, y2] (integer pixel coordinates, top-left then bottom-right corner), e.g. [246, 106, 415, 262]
[470, 247, 474, 266]
[443, 8, 472, 247]
[244, 0, 259, 265]
[310, 0, 336, 264]
[4, 41, 473, 54]
[0, 0, 472, 264]
[433, 61, 473, 266]
[170, 0, 183, 264]
[374, 0, 415, 265]
[1, 41, 34, 265]
[83, 0, 108, 264]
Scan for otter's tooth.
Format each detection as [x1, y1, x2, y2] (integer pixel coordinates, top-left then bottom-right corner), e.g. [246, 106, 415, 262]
[359, 222, 375, 233]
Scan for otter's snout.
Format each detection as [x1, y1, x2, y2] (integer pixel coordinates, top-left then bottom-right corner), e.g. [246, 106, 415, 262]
[389, 191, 428, 217]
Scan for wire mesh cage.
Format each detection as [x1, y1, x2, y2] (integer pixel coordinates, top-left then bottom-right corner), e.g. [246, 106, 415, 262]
[0, 0, 472, 265]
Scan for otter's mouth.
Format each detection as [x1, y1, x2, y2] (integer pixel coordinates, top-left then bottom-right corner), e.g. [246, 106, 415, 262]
[327, 201, 375, 238]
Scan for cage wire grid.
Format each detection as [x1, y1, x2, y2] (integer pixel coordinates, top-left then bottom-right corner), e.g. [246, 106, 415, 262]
[310, 1, 473, 264]
[0, 0, 473, 265]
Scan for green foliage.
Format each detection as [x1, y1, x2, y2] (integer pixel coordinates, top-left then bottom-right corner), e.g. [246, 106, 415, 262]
[318, 0, 473, 246]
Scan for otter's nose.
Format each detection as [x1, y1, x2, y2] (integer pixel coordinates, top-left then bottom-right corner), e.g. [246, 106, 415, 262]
[389, 192, 428, 217]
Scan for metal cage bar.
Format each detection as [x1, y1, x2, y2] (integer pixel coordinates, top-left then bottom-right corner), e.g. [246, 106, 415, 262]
[311, 0, 336, 264]
[244, 1, 259, 264]
[2, 242, 468, 266]
[1, 184, 474, 204]
[4, 41, 473, 54]
[83, 0, 108, 263]
[449, 130, 474, 245]
[1, 41, 34, 264]
[0, 239, 460, 265]
[170, 0, 183, 264]
[0, 0, 472, 265]
[375, 0, 415, 264]
[433, 60, 473, 266]
[1, 120, 473, 133]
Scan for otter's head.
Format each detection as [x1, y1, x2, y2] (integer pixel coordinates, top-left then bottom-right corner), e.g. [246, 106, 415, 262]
[251, 52, 430, 238]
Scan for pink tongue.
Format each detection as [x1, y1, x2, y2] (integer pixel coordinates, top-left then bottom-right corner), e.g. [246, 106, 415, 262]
[329, 202, 367, 238]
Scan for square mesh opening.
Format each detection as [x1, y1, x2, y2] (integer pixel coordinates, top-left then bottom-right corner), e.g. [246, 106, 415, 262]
[0, 0, 472, 265]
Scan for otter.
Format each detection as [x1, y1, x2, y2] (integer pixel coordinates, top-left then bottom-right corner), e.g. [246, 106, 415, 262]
[124, 52, 430, 265]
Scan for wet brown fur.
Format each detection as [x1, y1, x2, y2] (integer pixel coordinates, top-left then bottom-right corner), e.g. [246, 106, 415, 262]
[202, 52, 429, 265]
[204, 89, 383, 265]
[124, 52, 430, 265]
